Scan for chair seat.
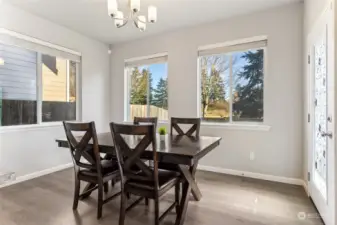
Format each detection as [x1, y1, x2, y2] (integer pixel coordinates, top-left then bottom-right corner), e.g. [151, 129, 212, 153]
[79, 160, 119, 178]
[125, 169, 180, 197]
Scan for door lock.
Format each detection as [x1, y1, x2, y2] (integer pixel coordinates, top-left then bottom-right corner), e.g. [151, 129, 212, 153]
[321, 132, 333, 138]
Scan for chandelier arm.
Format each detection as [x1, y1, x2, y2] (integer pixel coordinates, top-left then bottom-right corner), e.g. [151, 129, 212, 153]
[116, 19, 129, 28]
[133, 19, 139, 28]
[114, 11, 132, 28]
[134, 16, 156, 24]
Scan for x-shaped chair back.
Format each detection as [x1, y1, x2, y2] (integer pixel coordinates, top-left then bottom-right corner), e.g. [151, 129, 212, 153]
[63, 121, 101, 173]
[134, 117, 158, 130]
[110, 123, 158, 187]
[170, 117, 201, 137]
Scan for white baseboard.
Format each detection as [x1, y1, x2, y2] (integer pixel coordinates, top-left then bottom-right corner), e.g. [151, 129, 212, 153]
[0, 163, 309, 195]
[198, 165, 304, 186]
[302, 180, 310, 196]
[0, 163, 73, 189]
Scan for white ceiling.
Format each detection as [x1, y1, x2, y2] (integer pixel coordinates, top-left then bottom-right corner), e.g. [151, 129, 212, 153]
[5, 0, 301, 44]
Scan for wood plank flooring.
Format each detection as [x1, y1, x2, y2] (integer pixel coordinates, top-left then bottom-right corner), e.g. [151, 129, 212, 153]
[0, 169, 323, 225]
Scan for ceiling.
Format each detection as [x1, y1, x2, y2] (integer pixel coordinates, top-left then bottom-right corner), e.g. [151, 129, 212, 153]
[4, 0, 301, 44]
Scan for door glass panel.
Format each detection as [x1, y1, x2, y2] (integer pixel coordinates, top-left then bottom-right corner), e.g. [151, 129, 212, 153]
[313, 37, 327, 200]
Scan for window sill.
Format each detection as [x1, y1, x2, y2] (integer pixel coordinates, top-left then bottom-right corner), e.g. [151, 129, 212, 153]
[0, 122, 63, 134]
[201, 122, 271, 131]
[124, 120, 169, 125]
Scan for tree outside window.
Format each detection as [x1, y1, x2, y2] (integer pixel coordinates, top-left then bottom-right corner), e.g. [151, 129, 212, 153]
[200, 47, 264, 123]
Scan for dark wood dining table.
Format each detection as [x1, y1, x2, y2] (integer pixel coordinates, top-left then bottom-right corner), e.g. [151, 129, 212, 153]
[56, 133, 221, 225]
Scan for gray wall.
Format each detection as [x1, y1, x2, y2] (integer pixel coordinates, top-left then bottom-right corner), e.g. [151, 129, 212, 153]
[110, 3, 304, 179]
[0, 3, 110, 176]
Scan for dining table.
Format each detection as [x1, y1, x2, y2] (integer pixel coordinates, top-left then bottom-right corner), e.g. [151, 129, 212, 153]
[56, 132, 221, 225]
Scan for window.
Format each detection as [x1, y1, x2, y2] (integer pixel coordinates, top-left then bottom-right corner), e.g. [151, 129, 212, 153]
[198, 39, 266, 123]
[125, 55, 168, 121]
[0, 43, 37, 126]
[42, 55, 77, 122]
[0, 35, 80, 127]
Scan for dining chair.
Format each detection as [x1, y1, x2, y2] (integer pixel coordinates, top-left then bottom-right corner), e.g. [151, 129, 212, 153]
[63, 121, 120, 219]
[110, 122, 181, 225]
[170, 117, 201, 137]
[133, 116, 158, 129]
[159, 117, 201, 178]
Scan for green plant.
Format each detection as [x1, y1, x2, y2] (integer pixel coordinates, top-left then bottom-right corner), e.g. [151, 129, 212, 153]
[158, 127, 166, 135]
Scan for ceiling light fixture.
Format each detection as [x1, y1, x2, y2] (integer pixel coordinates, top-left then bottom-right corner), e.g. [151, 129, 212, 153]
[0, 58, 4, 66]
[108, 0, 157, 31]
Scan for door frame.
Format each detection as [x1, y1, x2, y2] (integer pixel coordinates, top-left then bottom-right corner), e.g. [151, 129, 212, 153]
[306, 1, 335, 225]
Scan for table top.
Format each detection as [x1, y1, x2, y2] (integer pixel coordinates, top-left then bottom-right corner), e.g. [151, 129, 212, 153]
[56, 133, 221, 165]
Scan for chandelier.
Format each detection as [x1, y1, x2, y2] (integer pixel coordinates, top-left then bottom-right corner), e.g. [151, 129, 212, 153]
[108, 0, 157, 31]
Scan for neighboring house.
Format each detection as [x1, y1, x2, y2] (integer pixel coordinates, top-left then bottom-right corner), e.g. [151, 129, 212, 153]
[0, 43, 74, 125]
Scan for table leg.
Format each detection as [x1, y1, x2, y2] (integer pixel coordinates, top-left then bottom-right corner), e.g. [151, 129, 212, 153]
[175, 165, 192, 225]
[190, 162, 202, 201]
[80, 183, 96, 200]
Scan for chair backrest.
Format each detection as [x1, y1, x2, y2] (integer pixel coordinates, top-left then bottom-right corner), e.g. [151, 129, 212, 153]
[63, 121, 101, 173]
[110, 123, 158, 188]
[134, 117, 158, 130]
[170, 117, 201, 137]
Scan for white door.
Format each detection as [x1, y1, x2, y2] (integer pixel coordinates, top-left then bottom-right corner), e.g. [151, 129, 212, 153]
[308, 4, 335, 225]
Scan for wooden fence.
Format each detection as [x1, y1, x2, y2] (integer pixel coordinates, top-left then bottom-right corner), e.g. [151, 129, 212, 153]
[0, 100, 75, 126]
[129, 105, 168, 121]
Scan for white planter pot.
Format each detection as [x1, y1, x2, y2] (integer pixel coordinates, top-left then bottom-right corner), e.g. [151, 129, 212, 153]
[160, 135, 165, 141]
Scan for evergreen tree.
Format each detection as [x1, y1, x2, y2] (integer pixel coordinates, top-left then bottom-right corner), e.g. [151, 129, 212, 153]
[141, 68, 153, 105]
[233, 50, 264, 120]
[152, 78, 168, 109]
[129, 67, 152, 105]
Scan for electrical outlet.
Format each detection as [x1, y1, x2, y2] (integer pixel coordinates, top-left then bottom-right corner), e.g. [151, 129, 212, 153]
[0, 172, 16, 185]
[250, 152, 255, 161]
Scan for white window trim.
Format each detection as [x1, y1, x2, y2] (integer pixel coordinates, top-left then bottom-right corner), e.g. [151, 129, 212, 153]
[197, 36, 270, 128]
[124, 52, 169, 122]
[0, 28, 81, 57]
[200, 122, 271, 131]
[0, 122, 63, 134]
[198, 35, 268, 52]
[0, 32, 82, 132]
[125, 52, 168, 64]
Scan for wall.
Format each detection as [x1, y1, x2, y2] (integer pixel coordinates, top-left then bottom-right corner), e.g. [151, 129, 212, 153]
[110, 3, 304, 179]
[0, 3, 110, 177]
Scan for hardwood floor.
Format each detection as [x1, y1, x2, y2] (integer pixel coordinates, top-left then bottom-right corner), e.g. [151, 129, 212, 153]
[0, 169, 323, 225]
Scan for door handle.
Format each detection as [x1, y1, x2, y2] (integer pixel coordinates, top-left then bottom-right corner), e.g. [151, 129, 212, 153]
[321, 132, 333, 138]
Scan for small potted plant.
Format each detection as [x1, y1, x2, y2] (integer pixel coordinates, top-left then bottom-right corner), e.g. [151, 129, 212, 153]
[158, 127, 167, 141]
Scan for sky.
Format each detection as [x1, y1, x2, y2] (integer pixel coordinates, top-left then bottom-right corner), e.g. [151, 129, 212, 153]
[136, 49, 259, 92]
[142, 63, 168, 88]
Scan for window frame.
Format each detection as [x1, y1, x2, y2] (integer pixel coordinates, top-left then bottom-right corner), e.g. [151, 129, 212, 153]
[124, 52, 169, 123]
[197, 36, 268, 126]
[0, 29, 81, 132]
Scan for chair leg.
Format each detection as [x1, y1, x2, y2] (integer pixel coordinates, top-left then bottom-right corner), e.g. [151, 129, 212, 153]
[154, 197, 160, 225]
[104, 182, 109, 193]
[73, 176, 81, 210]
[175, 182, 180, 214]
[119, 191, 127, 225]
[97, 183, 104, 219]
[145, 198, 149, 206]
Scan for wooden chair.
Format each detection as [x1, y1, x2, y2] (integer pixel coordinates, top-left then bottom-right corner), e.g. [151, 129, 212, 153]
[133, 117, 158, 130]
[63, 121, 120, 219]
[170, 117, 201, 137]
[110, 122, 181, 225]
[159, 117, 201, 175]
